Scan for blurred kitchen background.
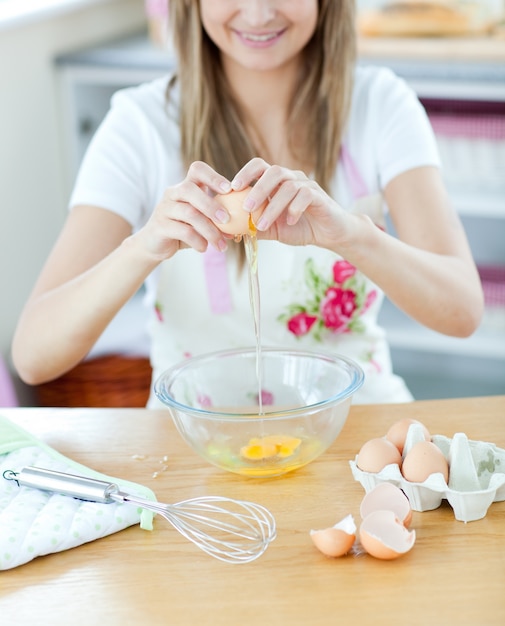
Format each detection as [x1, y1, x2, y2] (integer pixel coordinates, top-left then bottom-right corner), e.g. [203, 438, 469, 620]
[1, 0, 504, 407]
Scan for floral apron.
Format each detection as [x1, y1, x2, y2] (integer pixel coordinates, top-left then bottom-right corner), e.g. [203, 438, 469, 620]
[146, 146, 413, 406]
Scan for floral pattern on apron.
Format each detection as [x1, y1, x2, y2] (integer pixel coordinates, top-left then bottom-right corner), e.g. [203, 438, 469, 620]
[276, 145, 385, 372]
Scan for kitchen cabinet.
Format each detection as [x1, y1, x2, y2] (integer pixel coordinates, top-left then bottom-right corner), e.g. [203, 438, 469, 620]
[55, 33, 505, 399]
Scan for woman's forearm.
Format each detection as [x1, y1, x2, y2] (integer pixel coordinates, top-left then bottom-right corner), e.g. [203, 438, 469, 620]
[341, 213, 484, 337]
[12, 235, 158, 385]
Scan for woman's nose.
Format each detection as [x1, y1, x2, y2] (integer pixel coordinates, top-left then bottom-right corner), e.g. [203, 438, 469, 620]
[238, 0, 277, 27]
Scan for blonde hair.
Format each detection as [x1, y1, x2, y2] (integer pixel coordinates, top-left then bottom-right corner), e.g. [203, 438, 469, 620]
[168, 0, 357, 192]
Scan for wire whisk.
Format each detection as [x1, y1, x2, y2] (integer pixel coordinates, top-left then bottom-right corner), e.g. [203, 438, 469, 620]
[3, 466, 276, 564]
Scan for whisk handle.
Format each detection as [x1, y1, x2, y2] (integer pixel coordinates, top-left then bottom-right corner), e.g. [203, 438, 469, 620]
[4, 466, 120, 503]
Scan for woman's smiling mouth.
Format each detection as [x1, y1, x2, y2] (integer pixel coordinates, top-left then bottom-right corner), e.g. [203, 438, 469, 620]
[234, 28, 287, 46]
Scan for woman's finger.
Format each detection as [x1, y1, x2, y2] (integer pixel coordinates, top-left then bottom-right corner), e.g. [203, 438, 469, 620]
[230, 157, 271, 191]
[187, 160, 232, 194]
[165, 178, 230, 227]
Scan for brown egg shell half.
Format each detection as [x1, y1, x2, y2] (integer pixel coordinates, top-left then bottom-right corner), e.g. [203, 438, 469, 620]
[360, 482, 413, 527]
[310, 514, 357, 558]
[310, 528, 356, 558]
[359, 510, 416, 560]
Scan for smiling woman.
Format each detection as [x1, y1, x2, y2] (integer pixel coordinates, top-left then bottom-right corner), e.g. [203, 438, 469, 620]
[9, 0, 485, 408]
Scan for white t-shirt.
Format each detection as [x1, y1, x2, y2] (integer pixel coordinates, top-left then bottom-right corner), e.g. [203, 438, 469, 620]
[70, 65, 441, 405]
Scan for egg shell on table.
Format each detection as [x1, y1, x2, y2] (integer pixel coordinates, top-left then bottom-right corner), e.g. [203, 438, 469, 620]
[349, 423, 505, 522]
[359, 510, 416, 560]
[310, 514, 357, 558]
[360, 482, 412, 527]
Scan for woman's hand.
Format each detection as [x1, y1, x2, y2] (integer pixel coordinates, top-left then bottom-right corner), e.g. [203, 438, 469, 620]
[135, 161, 234, 261]
[229, 158, 355, 249]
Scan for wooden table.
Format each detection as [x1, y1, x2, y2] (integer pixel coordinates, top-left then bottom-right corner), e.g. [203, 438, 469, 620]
[1, 397, 504, 625]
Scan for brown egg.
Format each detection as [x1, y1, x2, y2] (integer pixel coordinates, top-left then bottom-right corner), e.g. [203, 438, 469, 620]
[360, 482, 413, 527]
[213, 187, 267, 236]
[401, 440, 449, 483]
[356, 437, 402, 473]
[310, 514, 356, 558]
[386, 418, 431, 454]
[359, 510, 416, 560]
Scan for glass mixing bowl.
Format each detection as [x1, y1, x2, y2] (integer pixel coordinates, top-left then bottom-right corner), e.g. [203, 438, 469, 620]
[154, 347, 364, 478]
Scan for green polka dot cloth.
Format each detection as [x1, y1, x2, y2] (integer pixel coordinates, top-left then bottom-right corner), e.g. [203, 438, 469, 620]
[0, 415, 155, 570]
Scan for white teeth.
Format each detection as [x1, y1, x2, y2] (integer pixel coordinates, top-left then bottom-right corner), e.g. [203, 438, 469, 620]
[242, 32, 278, 42]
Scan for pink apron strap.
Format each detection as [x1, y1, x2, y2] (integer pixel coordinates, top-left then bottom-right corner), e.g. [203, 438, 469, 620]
[0, 356, 18, 407]
[203, 246, 233, 314]
[340, 143, 370, 199]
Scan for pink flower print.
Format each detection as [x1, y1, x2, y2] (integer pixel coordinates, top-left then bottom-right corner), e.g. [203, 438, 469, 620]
[279, 257, 373, 341]
[362, 289, 378, 313]
[287, 312, 318, 337]
[257, 389, 274, 406]
[369, 358, 382, 373]
[154, 301, 164, 322]
[320, 287, 357, 332]
[332, 260, 356, 285]
[364, 346, 382, 373]
[197, 393, 212, 408]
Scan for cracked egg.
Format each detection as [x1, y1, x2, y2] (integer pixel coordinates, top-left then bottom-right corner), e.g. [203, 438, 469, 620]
[311, 483, 415, 560]
[214, 187, 267, 237]
[310, 514, 356, 557]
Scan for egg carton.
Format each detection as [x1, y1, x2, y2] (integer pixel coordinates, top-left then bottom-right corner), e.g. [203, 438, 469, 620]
[349, 424, 505, 522]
